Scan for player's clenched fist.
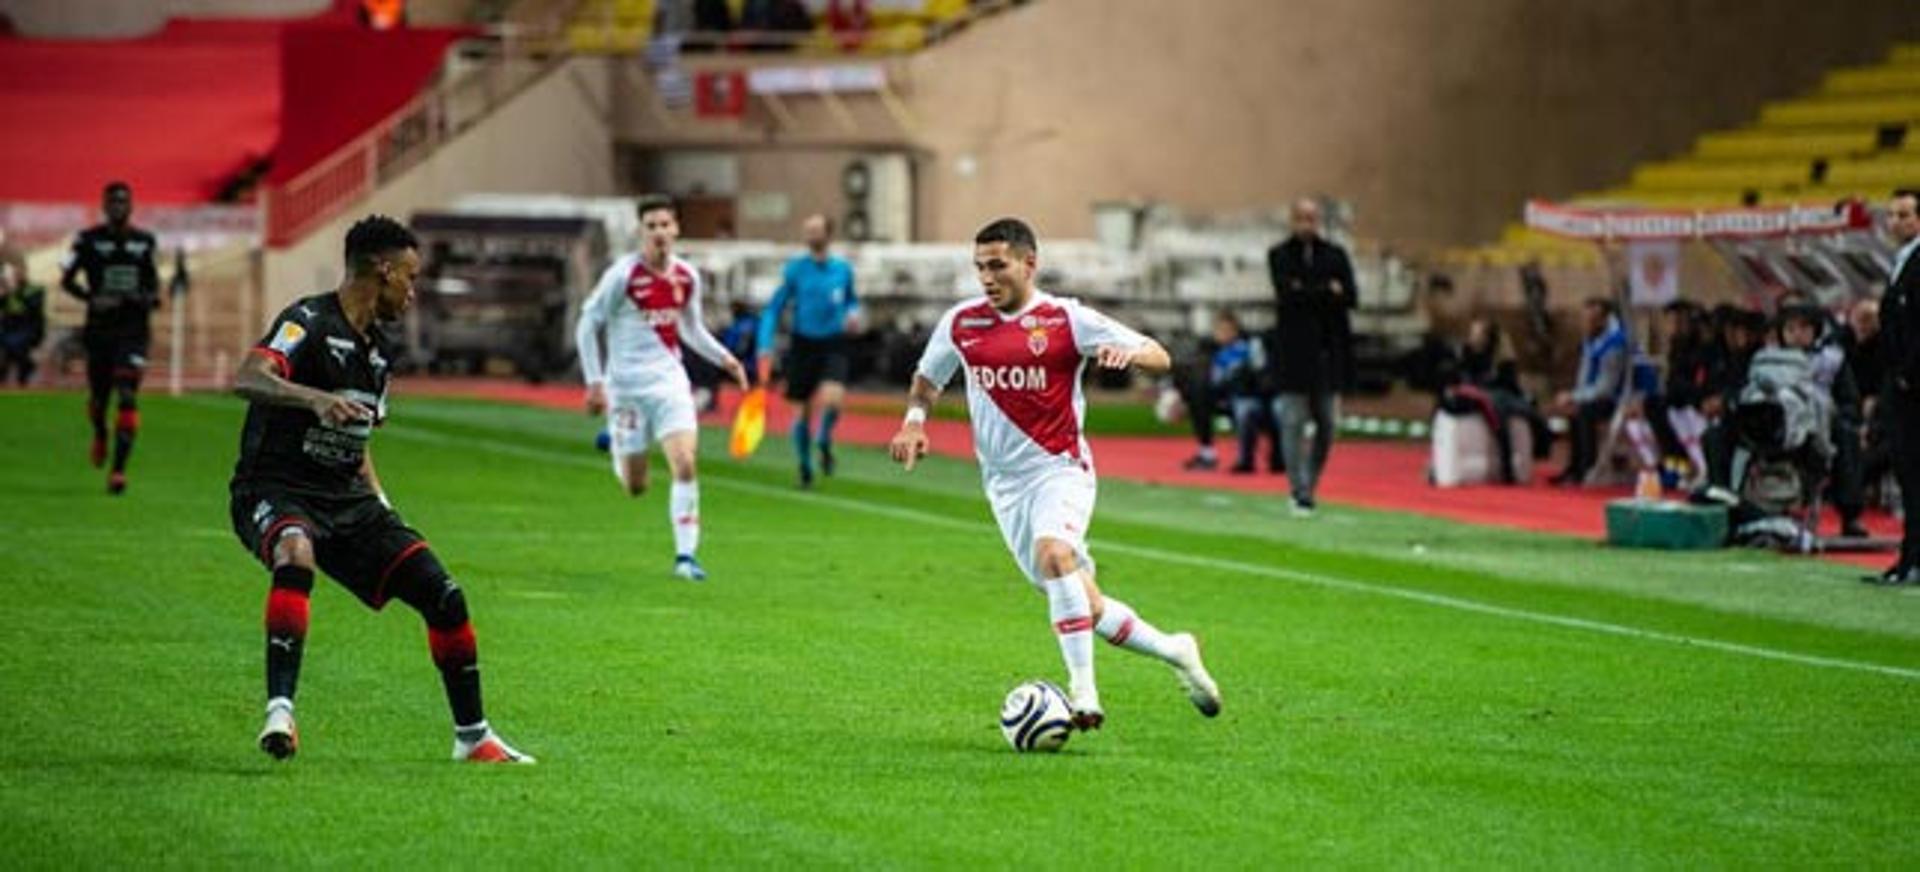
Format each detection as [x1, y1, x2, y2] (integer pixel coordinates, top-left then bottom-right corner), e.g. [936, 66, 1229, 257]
[584, 382, 607, 416]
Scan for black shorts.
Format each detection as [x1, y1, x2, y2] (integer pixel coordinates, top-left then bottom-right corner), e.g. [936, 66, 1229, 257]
[230, 484, 431, 610]
[85, 333, 149, 384]
[783, 335, 850, 401]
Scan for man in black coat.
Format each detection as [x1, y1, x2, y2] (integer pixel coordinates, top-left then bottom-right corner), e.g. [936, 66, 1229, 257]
[1870, 188, 1920, 584]
[1267, 198, 1356, 515]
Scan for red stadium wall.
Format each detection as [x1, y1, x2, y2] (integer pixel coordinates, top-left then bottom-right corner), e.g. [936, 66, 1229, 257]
[0, 4, 468, 207]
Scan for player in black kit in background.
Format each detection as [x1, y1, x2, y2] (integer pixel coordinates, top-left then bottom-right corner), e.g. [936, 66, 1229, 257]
[229, 215, 533, 763]
[60, 182, 164, 494]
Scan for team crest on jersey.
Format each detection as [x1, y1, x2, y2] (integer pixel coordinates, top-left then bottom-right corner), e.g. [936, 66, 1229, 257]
[1027, 326, 1049, 356]
[669, 273, 688, 306]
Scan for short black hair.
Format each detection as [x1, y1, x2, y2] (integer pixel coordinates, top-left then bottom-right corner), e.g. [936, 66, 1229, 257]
[1893, 187, 1919, 203]
[1778, 304, 1824, 330]
[974, 218, 1038, 254]
[636, 194, 677, 220]
[343, 214, 418, 275]
[1582, 296, 1616, 317]
[103, 181, 131, 198]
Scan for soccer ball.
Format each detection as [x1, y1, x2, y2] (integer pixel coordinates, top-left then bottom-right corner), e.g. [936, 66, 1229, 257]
[1000, 680, 1074, 753]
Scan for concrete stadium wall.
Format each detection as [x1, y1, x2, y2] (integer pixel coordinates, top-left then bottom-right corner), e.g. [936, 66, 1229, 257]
[901, 0, 1920, 247]
[261, 56, 617, 318]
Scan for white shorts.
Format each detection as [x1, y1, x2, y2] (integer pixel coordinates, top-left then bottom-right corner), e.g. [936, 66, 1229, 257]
[607, 387, 698, 463]
[988, 467, 1097, 589]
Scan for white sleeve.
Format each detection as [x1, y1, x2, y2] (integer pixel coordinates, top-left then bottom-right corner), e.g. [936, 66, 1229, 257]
[575, 260, 622, 385]
[915, 307, 964, 389]
[1068, 299, 1149, 356]
[677, 268, 732, 367]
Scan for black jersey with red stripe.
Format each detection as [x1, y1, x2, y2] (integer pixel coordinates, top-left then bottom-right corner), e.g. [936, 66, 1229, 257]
[231, 293, 394, 497]
[61, 224, 161, 340]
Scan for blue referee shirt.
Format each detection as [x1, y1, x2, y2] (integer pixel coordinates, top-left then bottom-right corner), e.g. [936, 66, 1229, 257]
[757, 253, 859, 354]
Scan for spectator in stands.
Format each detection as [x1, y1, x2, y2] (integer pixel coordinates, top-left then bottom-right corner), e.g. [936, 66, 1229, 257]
[720, 300, 760, 379]
[1209, 312, 1279, 474]
[1267, 198, 1356, 516]
[1549, 297, 1627, 486]
[1543, 293, 1620, 484]
[1436, 317, 1549, 484]
[0, 254, 44, 385]
[1870, 188, 1920, 584]
[1696, 307, 1768, 498]
[740, 0, 812, 48]
[1642, 300, 1714, 482]
[1842, 300, 1894, 508]
[1802, 302, 1870, 537]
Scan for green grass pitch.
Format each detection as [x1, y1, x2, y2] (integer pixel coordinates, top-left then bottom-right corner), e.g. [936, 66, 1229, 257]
[2, 391, 1918, 867]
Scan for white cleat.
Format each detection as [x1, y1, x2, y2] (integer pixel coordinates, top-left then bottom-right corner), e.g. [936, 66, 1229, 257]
[673, 555, 708, 582]
[1170, 633, 1223, 717]
[453, 731, 536, 764]
[258, 699, 298, 760]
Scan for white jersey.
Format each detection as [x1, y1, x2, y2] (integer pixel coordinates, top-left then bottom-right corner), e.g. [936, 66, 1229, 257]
[915, 291, 1150, 486]
[575, 253, 731, 396]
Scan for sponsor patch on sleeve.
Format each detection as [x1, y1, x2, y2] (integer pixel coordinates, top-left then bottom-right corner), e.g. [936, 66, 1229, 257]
[268, 320, 307, 355]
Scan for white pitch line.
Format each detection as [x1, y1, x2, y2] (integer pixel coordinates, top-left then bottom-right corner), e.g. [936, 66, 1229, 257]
[377, 422, 1920, 682]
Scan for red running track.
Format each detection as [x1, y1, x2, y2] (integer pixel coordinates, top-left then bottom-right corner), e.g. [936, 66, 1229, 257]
[407, 378, 1897, 570]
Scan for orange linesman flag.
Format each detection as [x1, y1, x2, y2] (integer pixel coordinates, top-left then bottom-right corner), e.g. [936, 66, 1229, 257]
[730, 386, 768, 459]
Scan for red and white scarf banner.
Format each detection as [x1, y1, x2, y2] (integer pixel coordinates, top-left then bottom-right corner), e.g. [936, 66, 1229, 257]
[1524, 199, 1873, 241]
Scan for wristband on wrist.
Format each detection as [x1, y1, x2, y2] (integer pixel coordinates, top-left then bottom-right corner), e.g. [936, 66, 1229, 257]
[904, 406, 927, 426]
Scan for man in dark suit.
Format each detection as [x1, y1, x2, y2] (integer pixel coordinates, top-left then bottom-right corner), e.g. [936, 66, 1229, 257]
[1871, 188, 1920, 585]
[1267, 198, 1356, 516]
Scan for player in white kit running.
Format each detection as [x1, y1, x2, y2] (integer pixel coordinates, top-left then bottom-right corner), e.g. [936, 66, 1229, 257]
[888, 218, 1222, 730]
[576, 196, 748, 581]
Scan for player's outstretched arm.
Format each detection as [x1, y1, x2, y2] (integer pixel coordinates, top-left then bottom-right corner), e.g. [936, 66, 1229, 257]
[233, 351, 371, 425]
[888, 374, 942, 471]
[1094, 338, 1172, 376]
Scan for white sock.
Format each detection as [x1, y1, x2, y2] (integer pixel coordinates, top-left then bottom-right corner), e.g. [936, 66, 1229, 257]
[1043, 572, 1096, 700]
[670, 481, 700, 557]
[1095, 597, 1178, 663]
[266, 696, 293, 715]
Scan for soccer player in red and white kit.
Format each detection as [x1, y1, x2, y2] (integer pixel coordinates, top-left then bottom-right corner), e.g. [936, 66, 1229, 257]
[889, 218, 1222, 730]
[576, 196, 748, 581]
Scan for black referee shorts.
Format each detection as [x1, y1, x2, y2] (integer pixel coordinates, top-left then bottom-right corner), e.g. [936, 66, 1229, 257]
[783, 334, 851, 402]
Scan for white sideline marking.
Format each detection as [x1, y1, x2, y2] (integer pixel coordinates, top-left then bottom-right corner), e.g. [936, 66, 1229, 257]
[379, 422, 1920, 682]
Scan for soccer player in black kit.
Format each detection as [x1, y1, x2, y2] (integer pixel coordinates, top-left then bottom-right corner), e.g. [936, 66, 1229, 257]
[229, 215, 533, 763]
[60, 182, 161, 494]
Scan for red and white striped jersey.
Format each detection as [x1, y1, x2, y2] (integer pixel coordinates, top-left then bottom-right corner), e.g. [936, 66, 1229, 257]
[916, 291, 1149, 483]
[576, 253, 730, 395]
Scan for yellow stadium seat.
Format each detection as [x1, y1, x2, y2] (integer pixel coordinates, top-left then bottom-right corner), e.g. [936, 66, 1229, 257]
[1760, 96, 1920, 128]
[1821, 66, 1920, 96]
[1825, 156, 1920, 188]
[1693, 129, 1878, 161]
[1630, 159, 1811, 191]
